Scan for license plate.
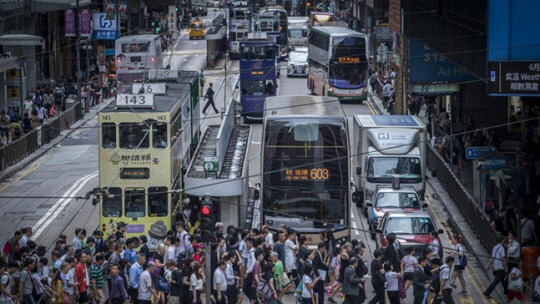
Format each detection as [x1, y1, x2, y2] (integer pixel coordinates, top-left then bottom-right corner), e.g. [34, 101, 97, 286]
[295, 67, 303, 73]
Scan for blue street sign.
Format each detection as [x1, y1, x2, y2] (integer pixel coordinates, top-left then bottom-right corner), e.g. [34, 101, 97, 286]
[465, 146, 497, 160]
[483, 157, 509, 170]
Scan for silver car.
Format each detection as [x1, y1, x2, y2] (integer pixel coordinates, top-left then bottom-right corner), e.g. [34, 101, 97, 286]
[287, 51, 308, 77]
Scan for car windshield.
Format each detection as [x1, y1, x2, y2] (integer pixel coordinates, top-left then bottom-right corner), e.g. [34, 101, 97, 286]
[367, 157, 422, 183]
[384, 217, 435, 234]
[288, 52, 307, 62]
[375, 192, 420, 208]
[289, 29, 307, 38]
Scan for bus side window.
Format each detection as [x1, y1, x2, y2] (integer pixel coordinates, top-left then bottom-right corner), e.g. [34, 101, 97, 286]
[103, 187, 122, 218]
[125, 188, 145, 218]
[148, 187, 168, 217]
[102, 122, 116, 149]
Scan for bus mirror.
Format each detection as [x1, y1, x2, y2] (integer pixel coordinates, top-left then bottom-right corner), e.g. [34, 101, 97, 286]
[254, 189, 260, 200]
[356, 167, 361, 175]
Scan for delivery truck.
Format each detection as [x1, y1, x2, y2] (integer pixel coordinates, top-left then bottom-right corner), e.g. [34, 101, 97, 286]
[352, 115, 427, 216]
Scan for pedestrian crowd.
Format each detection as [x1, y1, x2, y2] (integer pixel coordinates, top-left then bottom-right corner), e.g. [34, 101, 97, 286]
[4, 216, 538, 304]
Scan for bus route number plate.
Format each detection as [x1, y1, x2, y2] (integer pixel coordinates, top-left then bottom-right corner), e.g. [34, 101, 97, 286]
[116, 94, 155, 109]
[132, 83, 167, 94]
[148, 69, 179, 80]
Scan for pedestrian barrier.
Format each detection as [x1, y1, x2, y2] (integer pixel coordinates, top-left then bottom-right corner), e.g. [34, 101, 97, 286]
[426, 145, 497, 251]
[0, 101, 83, 172]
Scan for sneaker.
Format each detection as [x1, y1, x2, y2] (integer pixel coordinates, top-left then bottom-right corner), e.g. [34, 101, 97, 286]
[459, 290, 468, 295]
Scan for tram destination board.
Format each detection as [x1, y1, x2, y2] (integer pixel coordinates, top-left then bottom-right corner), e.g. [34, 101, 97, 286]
[120, 168, 150, 179]
[116, 93, 154, 109]
[283, 168, 330, 181]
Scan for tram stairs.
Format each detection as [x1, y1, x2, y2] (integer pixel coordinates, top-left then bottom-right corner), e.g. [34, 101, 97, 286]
[184, 99, 252, 227]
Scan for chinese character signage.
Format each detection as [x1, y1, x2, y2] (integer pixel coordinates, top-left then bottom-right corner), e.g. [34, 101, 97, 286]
[65, 9, 75, 37]
[488, 61, 540, 96]
[106, 0, 115, 20]
[81, 9, 92, 37]
[92, 13, 117, 40]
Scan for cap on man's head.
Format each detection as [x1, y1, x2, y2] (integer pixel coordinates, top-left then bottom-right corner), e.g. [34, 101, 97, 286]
[215, 222, 224, 229]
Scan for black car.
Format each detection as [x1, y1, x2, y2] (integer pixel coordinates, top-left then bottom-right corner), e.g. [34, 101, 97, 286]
[181, 14, 191, 27]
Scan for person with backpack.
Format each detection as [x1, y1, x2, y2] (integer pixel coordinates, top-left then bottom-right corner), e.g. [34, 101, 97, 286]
[0, 262, 17, 304]
[433, 256, 455, 304]
[447, 234, 468, 295]
[9, 118, 22, 141]
[53, 87, 64, 114]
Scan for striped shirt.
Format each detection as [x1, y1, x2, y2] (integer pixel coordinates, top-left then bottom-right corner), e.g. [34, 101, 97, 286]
[90, 263, 104, 289]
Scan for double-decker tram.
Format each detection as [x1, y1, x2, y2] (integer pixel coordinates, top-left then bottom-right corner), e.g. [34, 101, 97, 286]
[260, 96, 351, 245]
[239, 35, 279, 120]
[307, 26, 368, 102]
[258, 6, 289, 56]
[97, 71, 201, 249]
[229, 6, 252, 59]
[115, 35, 164, 93]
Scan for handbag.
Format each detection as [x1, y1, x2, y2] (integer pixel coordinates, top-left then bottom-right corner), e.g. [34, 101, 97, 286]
[156, 276, 170, 293]
[256, 279, 274, 299]
[398, 277, 406, 299]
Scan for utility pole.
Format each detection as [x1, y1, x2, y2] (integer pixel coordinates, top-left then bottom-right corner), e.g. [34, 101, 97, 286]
[223, 53, 227, 117]
[116, 2, 120, 39]
[205, 241, 212, 304]
[76, 0, 84, 113]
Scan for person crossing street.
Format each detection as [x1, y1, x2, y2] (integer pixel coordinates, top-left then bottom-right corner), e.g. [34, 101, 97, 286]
[203, 83, 218, 115]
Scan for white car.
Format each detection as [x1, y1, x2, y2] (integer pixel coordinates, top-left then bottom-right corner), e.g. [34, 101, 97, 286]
[287, 51, 308, 77]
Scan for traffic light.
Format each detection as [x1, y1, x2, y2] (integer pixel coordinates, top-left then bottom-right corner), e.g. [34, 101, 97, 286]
[199, 196, 214, 242]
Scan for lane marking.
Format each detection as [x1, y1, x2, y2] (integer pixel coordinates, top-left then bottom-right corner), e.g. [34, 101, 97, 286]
[32, 171, 98, 240]
[251, 141, 260, 145]
[0, 155, 50, 193]
[352, 222, 359, 236]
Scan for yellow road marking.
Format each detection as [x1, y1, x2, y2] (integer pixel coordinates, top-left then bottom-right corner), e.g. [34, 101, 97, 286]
[0, 155, 50, 193]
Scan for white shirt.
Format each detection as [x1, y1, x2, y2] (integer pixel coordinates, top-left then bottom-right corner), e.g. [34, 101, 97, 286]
[213, 269, 227, 291]
[72, 237, 82, 250]
[138, 271, 153, 301]
[284, 239, 297, 271]
[176, 231, 188, 255]
[66, 269, 75, 295]
[534, 275, 540, 294]
[301, 275, 313, 298]
[265, 233, 274, 247]
[246, 248, 256, 274]
[165, 246, 177, 263]
[190, 273, 203, 291]
[225, 262, 235, 285]
[19, 235, 29, 248]
[383, 84, 392, 97]
[0, 273, 11, 301]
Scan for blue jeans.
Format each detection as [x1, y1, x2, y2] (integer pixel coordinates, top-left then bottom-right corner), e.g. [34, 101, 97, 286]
[302, 297, 312, 304]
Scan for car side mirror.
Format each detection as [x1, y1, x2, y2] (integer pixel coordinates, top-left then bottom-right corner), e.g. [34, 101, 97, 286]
[356, 167, 361, 176]
[365, 199, 373, 207]
[437, 229, 444, 234]
[422, 203, 428, 208]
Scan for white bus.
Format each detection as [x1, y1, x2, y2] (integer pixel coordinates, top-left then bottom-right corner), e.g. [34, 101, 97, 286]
[307, 26, 368, 102]
[115, 35, 164, 92]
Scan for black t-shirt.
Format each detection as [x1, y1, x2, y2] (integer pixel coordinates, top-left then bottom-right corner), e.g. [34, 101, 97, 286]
[169, 269, 183, 297]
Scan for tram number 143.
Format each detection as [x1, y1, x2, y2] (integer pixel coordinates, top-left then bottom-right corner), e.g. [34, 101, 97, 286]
[116, 94, 155, 109]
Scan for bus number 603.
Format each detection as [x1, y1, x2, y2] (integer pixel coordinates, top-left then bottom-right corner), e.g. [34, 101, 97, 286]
[310, 168, 329, 180]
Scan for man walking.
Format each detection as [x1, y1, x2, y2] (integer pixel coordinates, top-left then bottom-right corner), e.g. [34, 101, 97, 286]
[434, 256, 455, 304]
[90, 254, 105, 304]
[203, 83, 218, 114]
[138, 262, 159, 304]
[167, 260, 183, 304]
[312, 242, 328, 304]
[483, 235, 507, 298]
[342, 257, 364, 304]
[213, 260, 228, 304]
[128, 254, 145, 303]
[369, 249, 385, 304]
[413, 256, 429, 304]
[74, 252, 90, 304]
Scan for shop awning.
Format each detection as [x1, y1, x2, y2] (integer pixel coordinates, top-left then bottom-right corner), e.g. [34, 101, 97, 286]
[0, 57, 19, 72]
[31, 0, 91, 13]
[0, 35, 43, 47]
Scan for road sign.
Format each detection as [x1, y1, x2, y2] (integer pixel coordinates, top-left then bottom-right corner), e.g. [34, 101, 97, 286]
[482, 157, 509, 170]
[203, 156, 219, 172]
[465, 146, 497, 160]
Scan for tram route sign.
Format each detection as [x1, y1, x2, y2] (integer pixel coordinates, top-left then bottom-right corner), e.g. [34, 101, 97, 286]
[116, 93, 155, 109]
[203, 156, 219, 172]
[148, 69, 179, 80]
[132, 82, 167, 95]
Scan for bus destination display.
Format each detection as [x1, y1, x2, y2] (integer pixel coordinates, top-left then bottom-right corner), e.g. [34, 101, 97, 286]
[337, 57, 360, 64]
[283, 168, 329, 181]
[251, 70, 264, 75]
[120, 168, 150, 179]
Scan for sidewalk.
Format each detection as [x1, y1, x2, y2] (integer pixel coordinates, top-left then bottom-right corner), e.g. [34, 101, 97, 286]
[367, 88, 506, 301]
[0, 99, 113, 184]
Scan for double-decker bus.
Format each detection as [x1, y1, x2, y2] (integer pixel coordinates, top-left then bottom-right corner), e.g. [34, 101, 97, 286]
[97, 71, 201, 249]
[259, 6, 289, 56]
[115, 35, 164, 93]
[260, 96, 351, 245]
[229, 6, 252, 59]
[239, 36, 278, 120]
[307, 26, 368, 102]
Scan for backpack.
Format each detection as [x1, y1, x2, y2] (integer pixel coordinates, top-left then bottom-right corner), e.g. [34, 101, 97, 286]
[430, 265, 447, 292]
[13, 124, 21, 137]
[0, 273, 10, 290]
[457, 244, 467, 268]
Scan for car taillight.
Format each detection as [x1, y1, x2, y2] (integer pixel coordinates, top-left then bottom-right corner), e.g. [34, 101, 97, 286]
[151, 57, 155, 62]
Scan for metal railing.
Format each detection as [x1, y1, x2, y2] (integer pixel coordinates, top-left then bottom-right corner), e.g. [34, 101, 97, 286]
[427, 145, 497, 251]
[0, 101, 83, 171]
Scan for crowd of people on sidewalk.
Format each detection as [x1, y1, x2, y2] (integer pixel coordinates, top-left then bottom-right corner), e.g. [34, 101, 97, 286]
[0, 76, 112, 147]
[4, 213, 540, 304]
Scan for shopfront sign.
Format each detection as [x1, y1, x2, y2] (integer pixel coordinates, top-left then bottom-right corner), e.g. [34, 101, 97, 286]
[488, 61, 540, 96]
[410, 84, 460, 95]
[92, 13, 117, 40]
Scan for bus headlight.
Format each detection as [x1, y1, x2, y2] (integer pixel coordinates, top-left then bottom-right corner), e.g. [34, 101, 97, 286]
[328, 84, 334, 93]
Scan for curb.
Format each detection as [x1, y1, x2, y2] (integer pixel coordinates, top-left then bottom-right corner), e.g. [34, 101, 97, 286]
[0, 99, 113, 184]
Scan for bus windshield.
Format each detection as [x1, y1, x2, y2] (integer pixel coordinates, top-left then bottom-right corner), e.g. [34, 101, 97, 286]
[329, 64, 366, 87]
[367, 157, 422, 183]
[122, 42, 150, 53]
